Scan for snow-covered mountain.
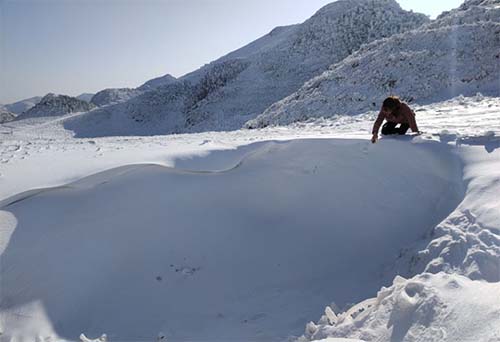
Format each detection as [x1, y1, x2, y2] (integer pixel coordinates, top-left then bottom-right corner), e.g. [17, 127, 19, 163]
[64, 0, 429, 137]
[76, 93, 95, 103]
[0, 108, 16, 124]
[2, 96, 42, 115]
[137, 73, 177, 91]
[247, 0, 500, 128]
[90, 88, 144, 107]
[89, 74, 177, 107]
[16, 93, 96, 120]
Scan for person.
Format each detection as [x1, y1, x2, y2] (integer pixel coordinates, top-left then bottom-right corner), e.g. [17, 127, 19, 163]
[371, 96, 420, 144]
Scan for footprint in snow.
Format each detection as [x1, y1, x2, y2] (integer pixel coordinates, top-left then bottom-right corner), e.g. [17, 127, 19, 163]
[303, 165, 319, 174]
[5, 145, 20, 152]
[361, 142, 370, 154]
[170, 264, 201, 277]
[242, 313, 267, 323]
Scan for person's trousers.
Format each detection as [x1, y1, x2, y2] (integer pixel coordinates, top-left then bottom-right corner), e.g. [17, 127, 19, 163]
[381, 122, 410, 135]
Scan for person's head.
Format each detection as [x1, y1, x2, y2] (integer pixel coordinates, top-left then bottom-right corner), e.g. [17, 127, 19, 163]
[382, 96, 401, 114]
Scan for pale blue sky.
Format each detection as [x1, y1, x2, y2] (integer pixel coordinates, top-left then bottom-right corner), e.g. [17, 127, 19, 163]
[0, 0, 464, 103]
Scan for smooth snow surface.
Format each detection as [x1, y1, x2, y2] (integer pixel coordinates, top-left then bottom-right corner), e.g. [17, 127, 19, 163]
[1, 139, 463, 341]
[1, 96, 500, 342]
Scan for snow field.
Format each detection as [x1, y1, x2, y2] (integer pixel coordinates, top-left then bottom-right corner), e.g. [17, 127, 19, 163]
[1, 138, 464, 341]
[0, 97, 499, 341]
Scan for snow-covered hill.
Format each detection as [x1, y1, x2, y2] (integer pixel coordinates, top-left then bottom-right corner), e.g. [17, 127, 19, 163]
[2, 96, 42, 115]
[64, 0, 428, 137]
[16, 93, 96, 120]
[89, 74, 177, 107]
[247, 0, 500, 128]
[89, 88, 144, 107]
[137, 73, 177, 91]
[76, 93, 95, 103]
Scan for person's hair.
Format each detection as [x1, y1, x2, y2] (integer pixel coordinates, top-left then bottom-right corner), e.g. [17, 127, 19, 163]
[382, 96, 401, 111]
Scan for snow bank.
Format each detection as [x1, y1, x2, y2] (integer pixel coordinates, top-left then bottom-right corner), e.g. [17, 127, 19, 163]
[297, 138, 500, 342]
[0, 138, 463, 341]
[399, 143, 500, 282]
[300, 272, 500, 342]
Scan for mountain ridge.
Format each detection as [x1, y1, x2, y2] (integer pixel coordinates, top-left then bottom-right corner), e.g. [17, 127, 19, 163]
[64, 0, 429, 137]
[247, 0, 500, 128]
[17, 93, 97, 120]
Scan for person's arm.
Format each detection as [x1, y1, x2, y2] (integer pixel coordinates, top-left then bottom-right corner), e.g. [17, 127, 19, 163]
[402, 104, 419, 133]
[371, 109, 385, 143]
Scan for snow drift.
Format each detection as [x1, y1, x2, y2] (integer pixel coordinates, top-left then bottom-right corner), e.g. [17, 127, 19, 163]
[297, 137, 500, 342]
[247, 0, 500, 128]
[0, 138, 464, 341]
[300, 272, 500, 342]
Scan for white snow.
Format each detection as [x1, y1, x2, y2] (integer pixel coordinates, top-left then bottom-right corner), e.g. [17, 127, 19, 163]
[300, 273, 500, 342]
[0, 138, 463, 341]
[1, 1, 499, 340]
[1, 96, 499, 341]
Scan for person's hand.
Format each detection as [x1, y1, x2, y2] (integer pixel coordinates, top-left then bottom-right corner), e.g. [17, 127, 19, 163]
[371, 134, 378, 144]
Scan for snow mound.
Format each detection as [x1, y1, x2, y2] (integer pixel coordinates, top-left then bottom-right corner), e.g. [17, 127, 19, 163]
[16, 93, 96, 120]
[247, 0, 500, 128]
[300, 272, 500, 342]
[0, 138, 463, 341]
[393, 138, 500, 283]
[297, 136, 500, 342]
[64, 0, 428, 137]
